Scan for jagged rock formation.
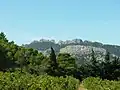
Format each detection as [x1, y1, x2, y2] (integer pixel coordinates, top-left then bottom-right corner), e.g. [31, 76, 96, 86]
[23, 39, 120, 60]
[60, 45, 106, 55]
[60, 45, 106, 64]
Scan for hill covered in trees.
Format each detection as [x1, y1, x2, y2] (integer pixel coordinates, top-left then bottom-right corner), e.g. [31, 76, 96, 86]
[0, 32, 120, 89]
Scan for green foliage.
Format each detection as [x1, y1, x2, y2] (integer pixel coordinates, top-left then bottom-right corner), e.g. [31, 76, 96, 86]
[57, 53, 76, 69]
[0, 32, 49, 75]
[0, 72, 79, 90]
[89, 49, 100, 77]
[0, 41, 14, 71]
[0, 32, 8, 42]
[110, 57, 120, 80]
[79, 50, 120, 80]
[45, 47, 59, 76]
[83, 77, 120, 90]
[50, 47, 58, 68]
[0, 32, 120, 89]
[57, 53, 77, 76]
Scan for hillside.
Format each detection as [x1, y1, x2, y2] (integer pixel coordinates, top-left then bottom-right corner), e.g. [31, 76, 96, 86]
[0, 32, 120, 89]
[23, 39, 120, 56]
[60, 45, 107, 64]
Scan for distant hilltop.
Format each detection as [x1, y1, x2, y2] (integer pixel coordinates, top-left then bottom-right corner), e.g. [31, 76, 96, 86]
[23, 38, 120, 57]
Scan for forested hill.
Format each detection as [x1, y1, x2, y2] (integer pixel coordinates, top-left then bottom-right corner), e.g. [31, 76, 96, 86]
[23, 39, 120, 56]
[0, 32, 120, 89]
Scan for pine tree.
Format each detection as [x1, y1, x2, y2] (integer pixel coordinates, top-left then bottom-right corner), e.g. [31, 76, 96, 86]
[45, 47, 58, 76]
[111, 56, 120, 80]
[50, 47, 58, 69]
[105, 51, 110, 64]
[90, 49, 99, 77]
[0, 32, 8, 42]
[91, 49, 97, 64]
[103, 51, 111, 79]
[57, 53, 77, 76]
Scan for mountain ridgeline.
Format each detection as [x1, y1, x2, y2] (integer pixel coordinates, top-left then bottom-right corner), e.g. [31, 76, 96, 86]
[24, 39, 120, 57]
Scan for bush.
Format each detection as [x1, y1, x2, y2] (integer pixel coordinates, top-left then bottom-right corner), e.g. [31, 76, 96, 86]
[0, 72, 79, 90]
[83, 77, 120, 90]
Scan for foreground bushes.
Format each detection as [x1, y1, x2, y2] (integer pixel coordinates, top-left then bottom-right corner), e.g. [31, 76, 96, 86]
[0, 72, 79, 90]
[83, 77, 120, 90]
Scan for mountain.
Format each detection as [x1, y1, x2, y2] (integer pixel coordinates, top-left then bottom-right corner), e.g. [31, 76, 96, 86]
[60, 45, 107, 64]
[23, 39, 119, 65]
[23, 39, 60, 52]
[23, 39, 120, 56]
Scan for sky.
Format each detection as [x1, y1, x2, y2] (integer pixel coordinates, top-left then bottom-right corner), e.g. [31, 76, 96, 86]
[0, 0, 120, 45]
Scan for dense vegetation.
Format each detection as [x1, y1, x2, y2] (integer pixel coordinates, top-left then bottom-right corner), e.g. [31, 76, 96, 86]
[83, 77, 120, 90]
[0, 32, 120, 89]
[0, 71, 79, 90]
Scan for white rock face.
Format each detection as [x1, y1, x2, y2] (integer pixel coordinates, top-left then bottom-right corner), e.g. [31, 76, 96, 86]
[60, 45, 106, 64]
[60, 45, 106, 55]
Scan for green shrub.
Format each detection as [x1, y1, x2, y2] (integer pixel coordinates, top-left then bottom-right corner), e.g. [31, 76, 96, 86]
[0, 72, 79, 90]
[83, 77, 120, 90]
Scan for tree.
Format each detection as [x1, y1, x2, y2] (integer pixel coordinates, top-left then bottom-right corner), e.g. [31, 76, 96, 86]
[57, 53, 76, 70]
[101, 51, 112, 79]
[0, 32, 8, 42]
[57, 53, 77, 76]
[91, 49, 97, 64]
[111, 57, 120, 80]
[78, 49, 101, 79]
[45, 47, 58, 76]
[105, 51, 110, 63]
[0, 44, 10, 71]
[14, 48, 29, 72]
[90, 49, 100, 77]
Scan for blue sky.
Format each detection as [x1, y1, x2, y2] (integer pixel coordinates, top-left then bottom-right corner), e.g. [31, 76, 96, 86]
[0, 0, 120, 45]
